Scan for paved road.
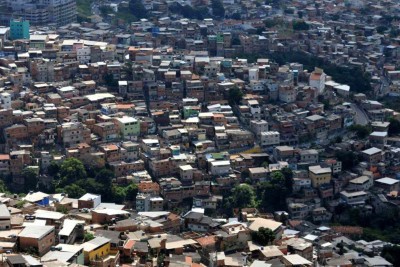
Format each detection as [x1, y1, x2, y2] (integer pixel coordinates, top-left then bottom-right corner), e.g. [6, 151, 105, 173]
[350, 103, 369, 126]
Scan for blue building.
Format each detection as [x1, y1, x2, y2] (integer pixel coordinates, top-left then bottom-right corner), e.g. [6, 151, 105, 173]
[10, 19, 30, 40]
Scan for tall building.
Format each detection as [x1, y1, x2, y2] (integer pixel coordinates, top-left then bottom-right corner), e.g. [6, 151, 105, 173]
[3, 0, 76, 26]
[309, 67, 327, 94]
[9, 18, 30, 40]
[0, 92, 11, 109]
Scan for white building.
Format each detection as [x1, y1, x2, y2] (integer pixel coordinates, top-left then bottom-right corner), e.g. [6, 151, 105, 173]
[209, 160, 230, 175]
[278, 85, 296, 103]
[0, 92, 11, 109]
[6, 0, 76, 26]
[0, 204, 11, 230]
[78, 193, 101, 209]
[77, 47, 91, 64]
[136, 193, 163, 212]
[309, 67, 327, 94]
[293, 178, 312, 192]
[179, 165, 193, 182]
[247, 100, 261, 119]
[260, 131, 280, 147]
[340, 191, 368, 206]
[250, 119, 268, 136]
[249, 68, 259, 81]
[349, 176, 373, 191]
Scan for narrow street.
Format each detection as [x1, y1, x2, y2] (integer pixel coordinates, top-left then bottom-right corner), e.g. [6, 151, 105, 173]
[350, 103, 369, 126]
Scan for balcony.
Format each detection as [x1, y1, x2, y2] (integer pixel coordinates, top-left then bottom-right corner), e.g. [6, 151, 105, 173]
[90, 251, 120, 267]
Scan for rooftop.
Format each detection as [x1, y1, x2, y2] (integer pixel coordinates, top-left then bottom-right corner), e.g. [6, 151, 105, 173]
[18, 225, 54, 239]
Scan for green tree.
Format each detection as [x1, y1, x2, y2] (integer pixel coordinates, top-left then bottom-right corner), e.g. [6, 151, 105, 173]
[59, 183, 86, 198]
[335, 151, 359, 170]
[281, 167, 294, 194]
[271, 171, 284, 184]
[229, 184, 257, 209]
[15, 200, 27, 209]
[0, 180, 9, 193]
[376, 25, 388, 34]
[76, 178, 105, 196]
[257, 179, 288, 212]
[125, 183, 138, 201]
[112, 185, 127, 203]
[84, 232, 95, 241]
[349, 124, 371, 139]
[388, 118, 400, 136]
[228, 86, 243, 106]
[251, 227, 275, 245]
[56, 205, 69, 214]
[129, 0, 147, 19]
[292, 20, 309, 31]
[95, 168, 114, 187]
[103, 73, 118, 87]
[22, 168, 38, 192]
[59, 158, 87, 186]
[47, 161, 60, 178]
[381, 245, 400, 266]
[211, 0, 225, 18]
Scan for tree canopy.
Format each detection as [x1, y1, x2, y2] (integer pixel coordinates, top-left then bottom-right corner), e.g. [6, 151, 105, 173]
[228, 86, 243, 106]
[388, 118, 400, 136]
[59, 158, 87, 186]
[381, 245, 400, 266]
[228, 184, 257, 210]
[349, 124, 372, 139]
[251, 227, 275, 245]
[292, 20, 309, 31]
[211, 0, 225, 18]
[169, 3, 209, 20]
[51, 158, 136, 204]
[268, 51, 373, 93]
[58, 184, 86, 198]
[22, 168, 38, 192]
[129, 0, 147, 19]
[335, 151, 360, 170]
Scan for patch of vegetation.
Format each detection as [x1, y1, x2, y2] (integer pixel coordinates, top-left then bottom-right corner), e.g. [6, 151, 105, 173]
[267, 51, 373, 93]
[99, 5, 114, 17]
[381, 245, 400, 266]
[211, 0, 225, 18]
[169, 3, 210, 20]
[129, 0, 148, 19]
[52, 158, 137, 204]
[84, 232, 95, 241]
[15, 200, 27, 209]
[77, 0, 93, 21]
[114, 9, 137, 24]
[348, 124, 372, 139]
[251, 227, 275, 245]
[228, 86, 243, 106]
[335, 151, 361, 170]
[292, 20, 309, 31]
[388, 118, 400, 136]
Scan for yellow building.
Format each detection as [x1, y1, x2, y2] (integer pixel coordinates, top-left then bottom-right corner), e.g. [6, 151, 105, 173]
[81, 236, 111, 264]
[309, 165, 332, 188]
